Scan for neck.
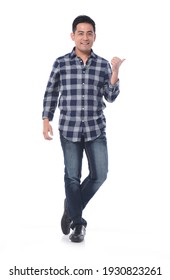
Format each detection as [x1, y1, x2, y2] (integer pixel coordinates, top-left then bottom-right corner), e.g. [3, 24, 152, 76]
[75, 48, 91, 64]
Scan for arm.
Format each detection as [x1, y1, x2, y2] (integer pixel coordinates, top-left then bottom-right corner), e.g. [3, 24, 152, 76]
[42, 60, 60, 140]
[104, 57, 125, 102]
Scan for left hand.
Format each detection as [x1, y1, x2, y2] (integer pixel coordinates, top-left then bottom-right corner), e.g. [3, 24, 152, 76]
[111, 57, 125, 72]
[110, 57, 125, 84]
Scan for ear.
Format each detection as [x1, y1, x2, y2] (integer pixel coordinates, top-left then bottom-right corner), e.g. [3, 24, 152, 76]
[70, 32, 75, 41]
[94, 33, 96, 42]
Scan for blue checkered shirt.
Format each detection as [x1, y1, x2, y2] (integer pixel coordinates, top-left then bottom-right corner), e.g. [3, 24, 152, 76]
[42, 48, 120, 142]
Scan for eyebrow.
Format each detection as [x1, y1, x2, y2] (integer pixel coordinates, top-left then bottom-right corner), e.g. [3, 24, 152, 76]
[77, 30, 94, 33]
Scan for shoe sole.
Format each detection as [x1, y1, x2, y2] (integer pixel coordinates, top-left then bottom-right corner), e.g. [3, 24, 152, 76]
[61, 199, 71, 235]
[69, 235, 85, 242]
[61, 213, 71, 235]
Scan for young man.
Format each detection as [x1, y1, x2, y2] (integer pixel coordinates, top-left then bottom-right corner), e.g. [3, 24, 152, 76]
[42, 15, 125, 242]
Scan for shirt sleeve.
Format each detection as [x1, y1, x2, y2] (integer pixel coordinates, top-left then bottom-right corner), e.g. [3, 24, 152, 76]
[103, 62, 120, 103]
[42, 60, 60, 121]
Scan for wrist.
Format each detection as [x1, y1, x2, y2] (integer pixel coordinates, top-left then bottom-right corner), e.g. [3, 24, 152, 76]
[111, 74, 119, 85]
[43, 118, 49, 122]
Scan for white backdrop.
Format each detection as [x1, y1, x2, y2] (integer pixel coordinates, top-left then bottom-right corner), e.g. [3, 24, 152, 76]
[0, 0, 170, 279]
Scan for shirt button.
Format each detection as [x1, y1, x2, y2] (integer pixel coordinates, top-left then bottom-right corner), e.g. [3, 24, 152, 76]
[82, 83, 85, 85]
[82, 107, 84, 110]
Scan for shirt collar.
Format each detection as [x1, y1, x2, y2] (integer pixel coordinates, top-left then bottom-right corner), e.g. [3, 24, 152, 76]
[70, 47, 97, 60]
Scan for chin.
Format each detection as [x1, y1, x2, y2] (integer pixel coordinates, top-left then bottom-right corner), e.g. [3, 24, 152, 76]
[81, 47, 91, 52]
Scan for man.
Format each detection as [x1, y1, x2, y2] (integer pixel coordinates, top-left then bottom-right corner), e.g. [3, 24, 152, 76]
[42, 15, 125, 242]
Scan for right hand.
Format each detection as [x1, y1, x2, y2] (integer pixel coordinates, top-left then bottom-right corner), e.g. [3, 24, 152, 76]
[43, 119, 53, 140]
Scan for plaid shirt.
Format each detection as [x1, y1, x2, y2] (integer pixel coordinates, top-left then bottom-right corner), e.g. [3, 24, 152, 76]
[42, 48, 120, 142]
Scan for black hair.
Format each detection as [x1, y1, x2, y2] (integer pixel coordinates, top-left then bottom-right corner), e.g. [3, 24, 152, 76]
[72, 15, 96, 33]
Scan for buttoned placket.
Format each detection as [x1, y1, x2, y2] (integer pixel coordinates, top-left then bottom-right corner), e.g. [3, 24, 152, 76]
[77, 56, 91, 139]
[80, 60, 86, 126]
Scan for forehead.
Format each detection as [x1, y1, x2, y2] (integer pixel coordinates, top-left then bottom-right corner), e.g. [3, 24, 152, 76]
[75, 23, 94, 32]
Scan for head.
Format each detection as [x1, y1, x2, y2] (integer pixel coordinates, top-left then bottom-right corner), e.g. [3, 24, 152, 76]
[71, 15, 96, 56]
[72, 15, 96, 33]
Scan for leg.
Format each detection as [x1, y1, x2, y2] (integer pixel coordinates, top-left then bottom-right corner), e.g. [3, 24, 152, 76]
[60, 133, 86, 228]
[81, 132, 108, 208]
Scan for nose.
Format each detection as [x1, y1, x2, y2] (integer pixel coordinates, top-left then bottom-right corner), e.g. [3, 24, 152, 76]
[83, 33, 88, 40]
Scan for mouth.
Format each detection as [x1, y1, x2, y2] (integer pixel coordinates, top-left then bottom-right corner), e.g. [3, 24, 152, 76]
[81, 42, 89, 46]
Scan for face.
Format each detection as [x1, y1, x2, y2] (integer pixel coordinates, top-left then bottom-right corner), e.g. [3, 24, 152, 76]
[71, 23, 96, 56]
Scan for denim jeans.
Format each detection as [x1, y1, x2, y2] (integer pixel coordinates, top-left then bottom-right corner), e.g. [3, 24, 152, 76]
[60, 131, 108, 228]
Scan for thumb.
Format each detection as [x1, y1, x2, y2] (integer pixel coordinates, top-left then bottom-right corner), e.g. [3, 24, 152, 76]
[49, 125, 53, 136]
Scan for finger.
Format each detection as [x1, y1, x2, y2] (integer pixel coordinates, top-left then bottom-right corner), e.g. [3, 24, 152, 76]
[111, 57, 125, 63]
[43, 130, 53, 140]
[49, 126, 53, 136]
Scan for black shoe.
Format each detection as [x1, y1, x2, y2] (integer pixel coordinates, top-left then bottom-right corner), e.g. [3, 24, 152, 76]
[61, 199, 72, 235]
[69, 225, 86, 243]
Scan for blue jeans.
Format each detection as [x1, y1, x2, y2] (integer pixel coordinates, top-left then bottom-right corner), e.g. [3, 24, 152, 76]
[60, 132, 108, 228]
